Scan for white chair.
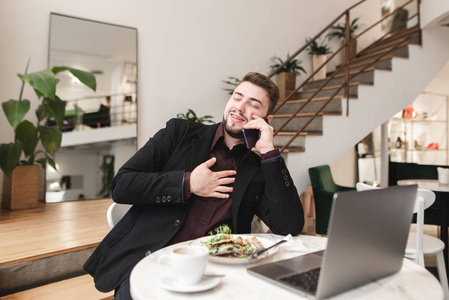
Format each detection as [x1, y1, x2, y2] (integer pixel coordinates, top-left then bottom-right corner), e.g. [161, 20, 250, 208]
[107, 202, 133, 229]
[356, 182, 449, 298]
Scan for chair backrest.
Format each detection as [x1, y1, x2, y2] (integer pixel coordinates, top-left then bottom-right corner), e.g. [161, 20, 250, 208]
[309, 165, 338, 192]
[107, 203, 133, 229]
[356, 182, 435, 266]
[356, 182, 435, 213]
[308, 165, 338, 236]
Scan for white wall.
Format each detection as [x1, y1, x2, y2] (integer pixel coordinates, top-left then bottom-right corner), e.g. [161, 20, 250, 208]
[1, 0, 367, 201]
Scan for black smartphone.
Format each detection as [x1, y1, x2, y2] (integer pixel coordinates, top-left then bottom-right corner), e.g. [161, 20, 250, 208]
[242, 117, 268, 149]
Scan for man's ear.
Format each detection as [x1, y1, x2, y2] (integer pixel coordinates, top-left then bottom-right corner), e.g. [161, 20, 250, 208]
[266, 115, 274, 124]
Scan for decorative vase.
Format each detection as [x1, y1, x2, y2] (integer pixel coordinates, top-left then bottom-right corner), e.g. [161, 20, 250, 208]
[276, 72, 296, 102]
[312, 54, 328, 80]
[2, 165, 40, 210]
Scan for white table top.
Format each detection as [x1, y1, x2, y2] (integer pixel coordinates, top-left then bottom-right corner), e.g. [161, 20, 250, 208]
[129, 234, 443, 299]
[398, 179, 449, 193]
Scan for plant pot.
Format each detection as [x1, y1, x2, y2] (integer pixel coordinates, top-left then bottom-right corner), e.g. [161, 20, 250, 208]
[276, 72, 296, 102]
[341, 39, 357, 62]
[312, 54, 328, 80]
[2, 165, 40, 210]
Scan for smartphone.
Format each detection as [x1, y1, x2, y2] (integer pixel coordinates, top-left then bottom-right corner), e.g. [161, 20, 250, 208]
[242, 117, 269, 149]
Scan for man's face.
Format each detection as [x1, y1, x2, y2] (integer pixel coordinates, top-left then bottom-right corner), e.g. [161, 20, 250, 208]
[223, 81, 270, 138]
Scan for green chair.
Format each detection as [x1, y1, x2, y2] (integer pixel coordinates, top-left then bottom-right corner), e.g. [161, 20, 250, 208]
[308, 165, 356, 235]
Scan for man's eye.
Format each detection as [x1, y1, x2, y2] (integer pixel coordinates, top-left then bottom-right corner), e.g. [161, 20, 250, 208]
[251, 102, 261, 109]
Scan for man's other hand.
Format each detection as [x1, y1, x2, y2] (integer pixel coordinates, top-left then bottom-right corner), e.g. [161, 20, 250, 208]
[190, 157, 236, 198]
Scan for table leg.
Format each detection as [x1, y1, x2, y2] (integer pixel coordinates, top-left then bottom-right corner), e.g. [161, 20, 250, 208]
[440, 196, 448, 275]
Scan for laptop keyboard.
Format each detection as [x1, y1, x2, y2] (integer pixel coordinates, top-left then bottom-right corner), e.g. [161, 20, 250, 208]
[279, 268, 321, 295]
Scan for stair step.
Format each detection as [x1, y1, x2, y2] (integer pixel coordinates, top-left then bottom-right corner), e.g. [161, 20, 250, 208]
[294, 84, 359, 101]
[333, 56, 393, 76]
[367, 26, 420, 50]
[271, 114, 325, 133]
[356, 44, 409, 62]
[274, 134, 306, 152]
[276, 97, 343, 115]
[0, 199, 112, 297]
[361, 33, 420, 56]
[302, 69, 374, 91]
[2, 275, 113, 300]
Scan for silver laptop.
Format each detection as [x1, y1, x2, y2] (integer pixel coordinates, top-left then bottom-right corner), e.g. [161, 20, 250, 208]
[248, 185, 417, 299]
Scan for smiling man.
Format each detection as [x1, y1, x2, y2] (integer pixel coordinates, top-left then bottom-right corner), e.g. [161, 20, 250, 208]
[83, 72, 305, 300]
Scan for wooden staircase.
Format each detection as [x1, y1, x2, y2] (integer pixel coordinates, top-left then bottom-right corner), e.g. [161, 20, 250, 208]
[272, 26, 421, 152]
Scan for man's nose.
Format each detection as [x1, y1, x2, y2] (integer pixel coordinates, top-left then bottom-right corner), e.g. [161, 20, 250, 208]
[235, 99, 246, 112]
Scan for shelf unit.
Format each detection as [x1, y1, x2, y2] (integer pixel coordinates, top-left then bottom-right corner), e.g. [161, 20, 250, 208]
[389, 92, 449, 165]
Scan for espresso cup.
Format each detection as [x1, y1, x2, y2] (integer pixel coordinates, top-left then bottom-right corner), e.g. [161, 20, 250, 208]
[158, 245, 209, 285]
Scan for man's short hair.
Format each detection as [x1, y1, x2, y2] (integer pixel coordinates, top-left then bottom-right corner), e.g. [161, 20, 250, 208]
[237, 72, 279, 115]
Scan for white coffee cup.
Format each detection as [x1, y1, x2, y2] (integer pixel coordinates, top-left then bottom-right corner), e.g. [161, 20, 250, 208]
[158, 245, 209, 285]
[438, 167, 449, 185]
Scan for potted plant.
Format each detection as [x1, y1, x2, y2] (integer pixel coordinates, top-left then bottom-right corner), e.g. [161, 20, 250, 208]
[177, 109, 214, 124]
[269, 54, 306, 101]
[327, 17, 361, 60]
[306, 38, 332, 80]
[0, 65, 96, 209]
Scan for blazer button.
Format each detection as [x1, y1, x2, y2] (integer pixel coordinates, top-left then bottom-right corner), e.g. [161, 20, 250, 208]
[255, 196, 260, 201]
[282, 169, 287, 175]
[156, 197, 161, 203]
[283, 175, 289, 180]
[285, 181, 290, 187]
[145, 250, 152, 256]
[175, 219, 181, 227]
[167, 196, 172, 202]
[162, 196, 167, 203]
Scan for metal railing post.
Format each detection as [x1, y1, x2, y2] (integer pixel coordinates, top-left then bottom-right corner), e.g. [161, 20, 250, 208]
[344, 11, 350, 116]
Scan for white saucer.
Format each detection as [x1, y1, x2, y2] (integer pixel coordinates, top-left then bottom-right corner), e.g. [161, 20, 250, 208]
[158, 275, 221, 293]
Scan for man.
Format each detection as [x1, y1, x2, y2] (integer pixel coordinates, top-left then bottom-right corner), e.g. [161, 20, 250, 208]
[84, 72, 304, 299]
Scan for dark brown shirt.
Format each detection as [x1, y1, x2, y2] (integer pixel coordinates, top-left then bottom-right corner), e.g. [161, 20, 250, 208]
[167, 122, 279, 245]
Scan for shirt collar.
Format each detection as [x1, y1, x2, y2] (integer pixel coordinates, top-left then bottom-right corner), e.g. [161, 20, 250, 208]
[211, 122, 248, 152]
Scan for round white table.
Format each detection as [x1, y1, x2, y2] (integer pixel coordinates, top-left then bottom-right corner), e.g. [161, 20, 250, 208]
[129, 234, 443, 299]
[398, 179, 449, 271]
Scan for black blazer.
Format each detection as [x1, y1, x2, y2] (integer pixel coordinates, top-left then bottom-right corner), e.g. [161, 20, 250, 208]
[84, 118, 304, 292]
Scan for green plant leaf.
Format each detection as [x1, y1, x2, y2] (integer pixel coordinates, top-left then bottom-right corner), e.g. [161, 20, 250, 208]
[270, 54, 306, 76]
[35, 158, 48, 169]
[38, 125, 62, 155]
[186, 109, 197, 121]
[44, 96, 66, 127]
[2, 99, 30, 129]
[15, 120, 38, 158]
[52, 66, 97, 91]
[45, 153, 57, 171]
[0, 142, 23, 176]
[18, 70, 57, 100]
[35, 103, 49, 122]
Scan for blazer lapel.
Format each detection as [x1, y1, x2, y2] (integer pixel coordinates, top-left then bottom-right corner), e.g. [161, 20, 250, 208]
[191, 123, 219, 169]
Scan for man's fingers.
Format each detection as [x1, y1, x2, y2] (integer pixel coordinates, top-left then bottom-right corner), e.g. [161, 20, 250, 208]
[218, 177, 235, 185]
[202, 157, 217, 169]
[216, 186, 233, 193]
[213, 191, 231, 199]
[215, 170, 236, 178]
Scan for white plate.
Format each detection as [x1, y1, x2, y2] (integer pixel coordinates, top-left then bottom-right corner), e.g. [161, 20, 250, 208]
[191, 235, 279, 265]
[158, 275, 220, 293]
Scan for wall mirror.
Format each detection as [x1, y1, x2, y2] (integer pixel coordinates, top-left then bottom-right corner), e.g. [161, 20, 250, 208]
[46, 13, 138, 202]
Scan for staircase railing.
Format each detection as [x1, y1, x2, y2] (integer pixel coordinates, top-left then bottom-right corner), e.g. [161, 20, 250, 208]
[269, 0, 421, 153]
